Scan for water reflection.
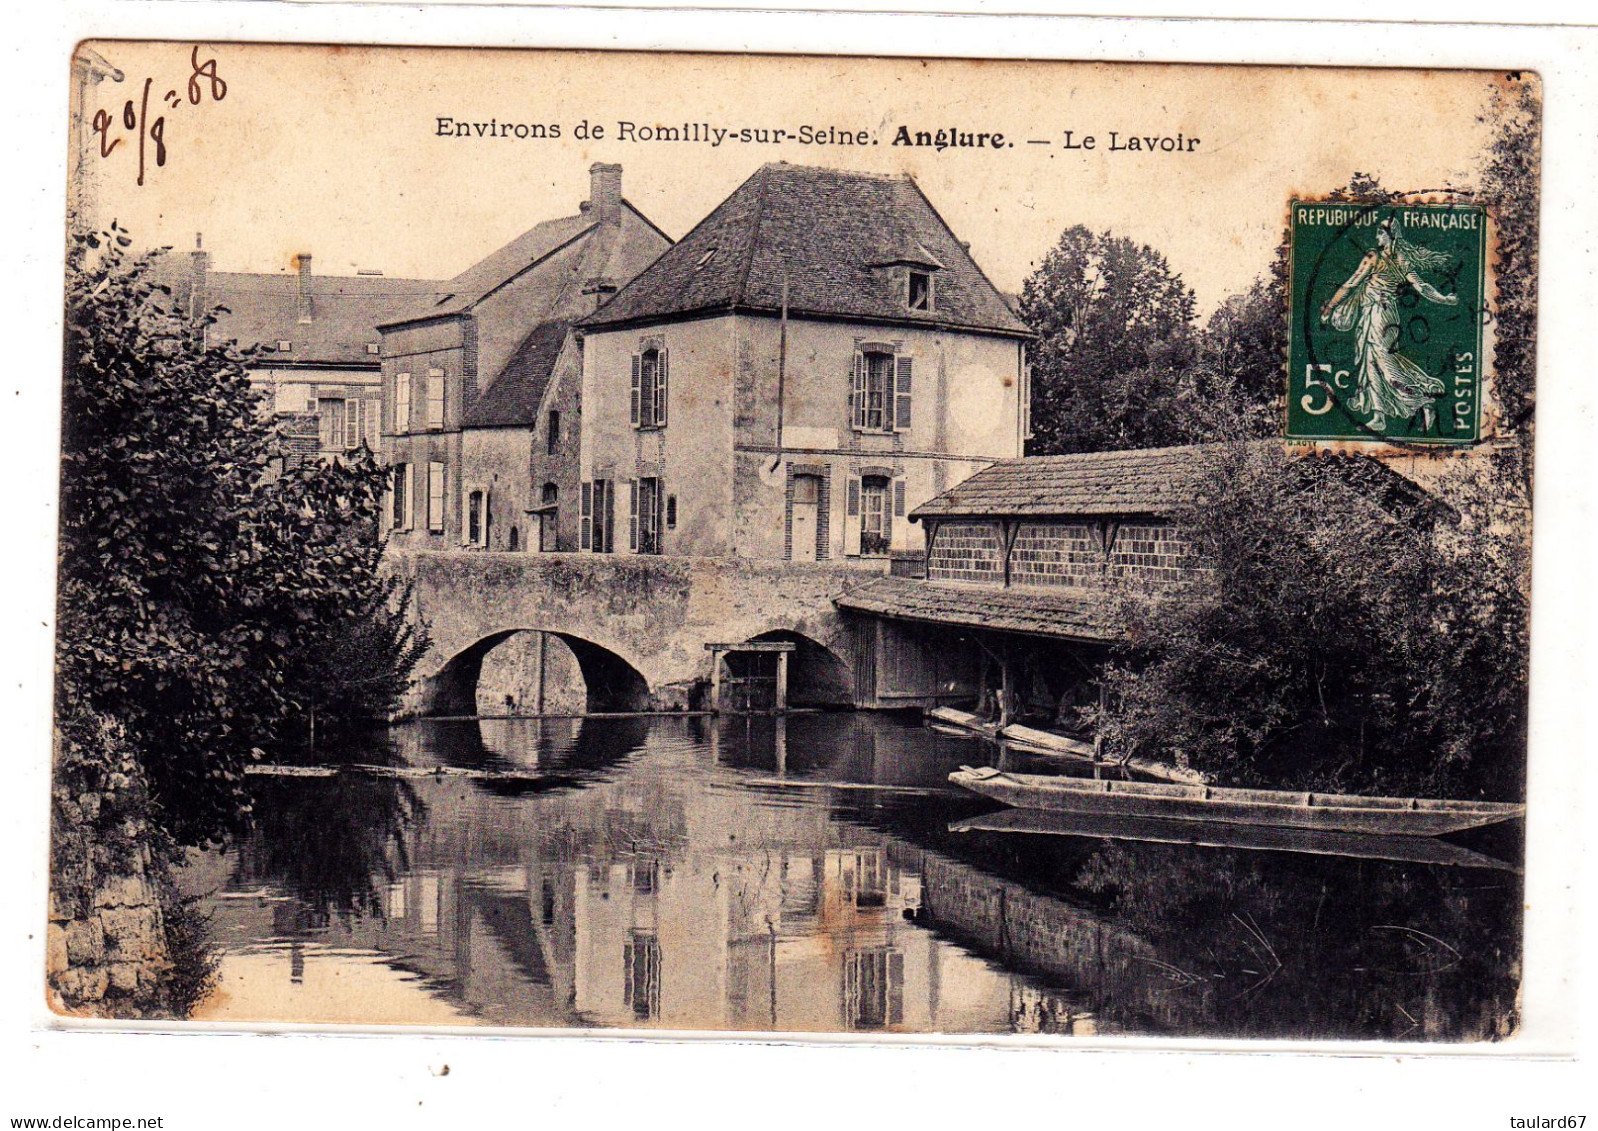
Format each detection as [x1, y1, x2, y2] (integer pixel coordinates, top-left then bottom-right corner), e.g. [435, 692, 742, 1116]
[189, 714, 1518, 1040]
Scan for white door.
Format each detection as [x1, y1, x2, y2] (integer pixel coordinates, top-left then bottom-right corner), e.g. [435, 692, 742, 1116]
[791, 474, 820, 562]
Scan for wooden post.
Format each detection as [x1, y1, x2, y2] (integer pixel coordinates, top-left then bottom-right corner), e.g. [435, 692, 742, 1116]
[775, 650, 789, 713]
[1093, 678, 1107, 763]
[535, 631, 547, 716]
[773, 713, 788, 776]
[998, 649, 1015, 729]
[710, 647, 723, 715]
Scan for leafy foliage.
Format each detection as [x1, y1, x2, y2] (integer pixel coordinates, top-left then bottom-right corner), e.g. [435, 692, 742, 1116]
[1020, 226, 1198, 453]
[1021, 225, 1284, 453]
[1092, 444, 1528, 799]
[58, 225, 428, 845]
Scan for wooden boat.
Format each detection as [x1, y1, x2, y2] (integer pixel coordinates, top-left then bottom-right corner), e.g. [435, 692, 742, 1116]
[949, 765, 1525, 837]
[925, 707, 1203, 786]
[949, 807, 1520, 872]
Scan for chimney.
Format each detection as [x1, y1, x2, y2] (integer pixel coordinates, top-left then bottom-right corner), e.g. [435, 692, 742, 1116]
[588, 163, 622, 222]
[189, 233, 210, 321]
[295, 253, 313, 324]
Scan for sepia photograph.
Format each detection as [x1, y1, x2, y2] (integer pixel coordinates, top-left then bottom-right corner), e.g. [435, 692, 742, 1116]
[46, 39, 1549, 1046]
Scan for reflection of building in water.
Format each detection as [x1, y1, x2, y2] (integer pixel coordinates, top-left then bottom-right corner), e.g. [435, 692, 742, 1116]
[213, 746, 1115, 1033]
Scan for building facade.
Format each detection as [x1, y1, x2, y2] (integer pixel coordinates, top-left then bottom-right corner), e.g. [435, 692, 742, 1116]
[158, 240, 440, 467]
[380, 164, 671, 551]
[577, 163, 1032, 563]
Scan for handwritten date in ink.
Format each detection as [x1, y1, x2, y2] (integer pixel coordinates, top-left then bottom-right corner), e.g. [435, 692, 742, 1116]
[92, 46, 227, 186]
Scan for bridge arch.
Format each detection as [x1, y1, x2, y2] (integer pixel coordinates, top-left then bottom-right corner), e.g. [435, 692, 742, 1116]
[740, 628, 853, 708]
[415, 628, 651, 717]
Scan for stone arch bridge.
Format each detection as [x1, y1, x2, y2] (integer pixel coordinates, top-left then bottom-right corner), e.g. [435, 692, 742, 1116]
[385, 550, 880, 717]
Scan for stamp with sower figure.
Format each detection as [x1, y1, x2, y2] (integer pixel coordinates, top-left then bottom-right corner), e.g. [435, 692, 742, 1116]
[1288, 199, 1489, 445]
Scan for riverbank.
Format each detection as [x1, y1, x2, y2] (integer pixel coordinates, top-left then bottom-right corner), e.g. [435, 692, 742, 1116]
[48, 712, 215, 1018]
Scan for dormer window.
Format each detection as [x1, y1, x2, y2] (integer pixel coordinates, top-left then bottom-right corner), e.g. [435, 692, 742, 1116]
[907, 270, 933, 312]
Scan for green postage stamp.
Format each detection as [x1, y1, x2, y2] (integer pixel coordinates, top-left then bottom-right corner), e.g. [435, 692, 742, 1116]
[1287, 200, 1488, 444]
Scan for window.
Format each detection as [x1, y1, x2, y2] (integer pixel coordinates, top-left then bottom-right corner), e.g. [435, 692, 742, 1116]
[427, 461, 445, 533]
[318, 398, 346, 450]
[366, 342, 380, 355]
[630, 347, 668, 429]
[632, 477, 662, 555]
[394, 374, 411, 434]
[546, 409, 560, 455]
[390, 462, 409, 530]
[665, 495, 677, 530]
[582, 480, 614, 553]
[851, 350, 912, 433]
[907, 270, 933, 311]
[276, 340, 292, 352]
[860, 475, 891, 556]
[425, 369, 445, 430]
[623, 931, 661, 1021]
[466, 489, 485, 547]
[508, 526, 519, 552]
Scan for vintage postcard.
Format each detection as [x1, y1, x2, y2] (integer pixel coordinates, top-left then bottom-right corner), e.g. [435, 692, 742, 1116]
[50, 40, 1542, 1047]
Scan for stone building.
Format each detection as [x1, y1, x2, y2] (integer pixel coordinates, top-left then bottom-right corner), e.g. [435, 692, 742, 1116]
[575, 162, 1032, 562]
[159, 240, 440, 465]
[379, 164, 672, 552]
[836, 443, 1440, 716]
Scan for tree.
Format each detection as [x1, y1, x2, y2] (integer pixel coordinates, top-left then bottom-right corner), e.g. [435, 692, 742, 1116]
[1092, 444, 1527, 799]
[1020, 226, 1197, 453]
[1198, 274, 1286, 420]
[58, 224, 426, 845]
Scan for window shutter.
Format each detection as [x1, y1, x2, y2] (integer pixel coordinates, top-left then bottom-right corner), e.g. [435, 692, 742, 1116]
[656, 349, 669, 427]
[628, 480, 639, 552]
[630, 354, 641, 426]
[888, 951, 904, 1025]
[894, 356, 913, 432]
[344, 398, 359, 448]
[843, 476, 862, 556]
[850, 351, 866, 430]
[427, 462, 445, 533]
[580, 482, 593, 551]
[602, 482, 616, 554]
[427, 370, 445, 430]
[363, 398, 379, 447]
[894, 479, 907, 518]
[395, 374, 410, 434]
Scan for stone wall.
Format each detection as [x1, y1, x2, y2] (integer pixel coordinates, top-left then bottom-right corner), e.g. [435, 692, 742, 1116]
[1108, 522, 1197, 586]
[1011, 522, 1102, 586]
[48, 714, 178, 1016]
[927, 517, 1203, 590]
[389, 548, 881, 715]
[47, 843, 171, 1014]
[926, 521, 1003, 582]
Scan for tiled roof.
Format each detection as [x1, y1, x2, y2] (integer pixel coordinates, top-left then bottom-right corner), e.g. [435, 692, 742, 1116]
[582, 163, 1029, 336]
[912, 442, 1449, 522]
[392, 213, 595, 323]
[462, 320, 572, 429]
[150, 258, 443, 366]
[912, 444, 1227, 519]
[834, 576, 1118, 642]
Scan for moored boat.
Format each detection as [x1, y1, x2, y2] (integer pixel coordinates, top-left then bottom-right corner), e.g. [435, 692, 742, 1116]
[949, 807, 1521, 871]
[949, 765, 1525, 838]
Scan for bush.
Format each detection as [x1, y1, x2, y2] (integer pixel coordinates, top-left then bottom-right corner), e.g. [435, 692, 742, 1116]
[1093, 443, 1527, 799]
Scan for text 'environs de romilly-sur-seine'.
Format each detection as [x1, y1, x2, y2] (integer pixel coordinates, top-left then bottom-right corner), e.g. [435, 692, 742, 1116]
[433, 117, 1202, 154]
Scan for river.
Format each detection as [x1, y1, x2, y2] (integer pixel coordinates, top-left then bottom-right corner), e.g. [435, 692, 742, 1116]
[181, 713, 1521, 1040]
